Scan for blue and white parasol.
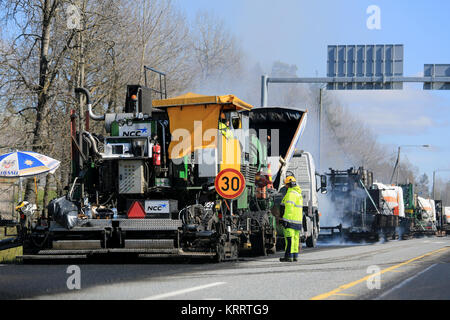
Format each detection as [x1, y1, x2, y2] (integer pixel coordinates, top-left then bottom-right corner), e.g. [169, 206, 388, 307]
[0, 151, 60, 178]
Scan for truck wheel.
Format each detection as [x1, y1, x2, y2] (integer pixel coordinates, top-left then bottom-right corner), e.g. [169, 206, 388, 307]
[306, 235, 317, 248]
[231, 241, 239, 261]
[306, 226, 317, 248]
[306, 220, 318, 248]
[251, 229, 267, 256]
[214, 243, 225, 263]
[276, 236, 285, 251]
[267, 233, 277, 254]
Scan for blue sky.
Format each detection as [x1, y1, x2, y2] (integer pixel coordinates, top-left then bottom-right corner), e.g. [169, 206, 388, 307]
[176, 0, 450, 185]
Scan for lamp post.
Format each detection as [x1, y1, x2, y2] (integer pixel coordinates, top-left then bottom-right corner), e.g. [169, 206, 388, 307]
[390, 144, 430, 185]
[318, 85, 327, 172]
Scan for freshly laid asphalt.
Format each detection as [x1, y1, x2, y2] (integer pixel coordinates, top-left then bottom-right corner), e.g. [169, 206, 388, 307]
[0, 237, 449, 300]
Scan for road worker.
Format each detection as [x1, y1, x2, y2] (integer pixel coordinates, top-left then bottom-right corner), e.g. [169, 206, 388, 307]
[219, 113, 233, 139]
[280, 176, 303, 262]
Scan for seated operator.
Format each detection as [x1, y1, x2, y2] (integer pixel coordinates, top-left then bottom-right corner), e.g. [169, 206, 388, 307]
[219, 113, 233, 139]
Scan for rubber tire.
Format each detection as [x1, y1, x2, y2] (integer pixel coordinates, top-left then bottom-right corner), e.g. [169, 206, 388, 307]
[306, 234, 317, 248]
[267, 234, 277, 254]
[231, 241, 239, 261]
[306, 223, 318, 248]
[276, 236, 285, 251]
[214, 243, 225, 263]
[251, 230, 267, 256]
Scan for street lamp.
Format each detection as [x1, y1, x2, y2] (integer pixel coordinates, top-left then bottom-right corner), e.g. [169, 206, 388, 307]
[432, 169, 450, 200]
[390, 144, 430, 185]
[318, 85, 327, 172]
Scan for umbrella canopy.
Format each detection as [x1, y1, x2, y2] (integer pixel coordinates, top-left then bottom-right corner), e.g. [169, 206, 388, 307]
[0, 151, 60, 178]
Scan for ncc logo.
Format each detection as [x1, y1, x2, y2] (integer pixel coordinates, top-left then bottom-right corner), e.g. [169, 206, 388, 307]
[122, 128, 148, 136]
[147, 204, 167, 211]
[145, 201, 170, 214]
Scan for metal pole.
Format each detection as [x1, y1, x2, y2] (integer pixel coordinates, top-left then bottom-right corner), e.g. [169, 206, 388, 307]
[390, 146, 400, 185]
[261, 75, 268, 107]
[266, 76, 450, 84]
[18, 178, 22, 203]
[318, 88, 323, 172]
[432, 170, 436, 200]
[396, 147, 401, 185]
[11, 183, 16, 216]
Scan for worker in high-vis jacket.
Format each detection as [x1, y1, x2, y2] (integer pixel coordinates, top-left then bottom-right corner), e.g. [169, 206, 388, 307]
[280, 176, 303, 262]
[219, 113, 233, 139]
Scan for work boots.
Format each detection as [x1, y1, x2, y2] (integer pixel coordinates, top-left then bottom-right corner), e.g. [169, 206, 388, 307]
[280, 253, 298, 262]
[279, 257, 293, 262]
[280, 252, 294, 262]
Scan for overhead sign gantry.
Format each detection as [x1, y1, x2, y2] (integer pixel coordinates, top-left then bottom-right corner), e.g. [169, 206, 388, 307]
[261, 44, 450, 106]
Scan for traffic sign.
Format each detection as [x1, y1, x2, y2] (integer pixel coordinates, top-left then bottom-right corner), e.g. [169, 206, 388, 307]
[215, 168, 246, 199]
[327, 44, 404, 90]
[424, 64, 450, 90]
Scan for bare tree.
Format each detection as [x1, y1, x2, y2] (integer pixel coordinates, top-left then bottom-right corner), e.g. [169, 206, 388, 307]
[0, 1, 260, 214]
[416, 173, 430, 197]
[190, 11, 242, 83]
[0, 0, 78, 203]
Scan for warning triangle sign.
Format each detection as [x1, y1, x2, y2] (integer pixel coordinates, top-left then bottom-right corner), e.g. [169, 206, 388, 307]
[127, 201, 146, 219]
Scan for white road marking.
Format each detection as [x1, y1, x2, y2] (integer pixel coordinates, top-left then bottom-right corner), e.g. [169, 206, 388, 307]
[141, 282, 226, 300]
[375, 264, 437, 300]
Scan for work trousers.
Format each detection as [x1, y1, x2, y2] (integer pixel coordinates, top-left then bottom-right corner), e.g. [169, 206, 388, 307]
[284, 228, 300, 258]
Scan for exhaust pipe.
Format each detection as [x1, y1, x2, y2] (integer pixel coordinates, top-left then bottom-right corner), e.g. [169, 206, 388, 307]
[75, 87, 105, 121]
[82, 131, 102, 158]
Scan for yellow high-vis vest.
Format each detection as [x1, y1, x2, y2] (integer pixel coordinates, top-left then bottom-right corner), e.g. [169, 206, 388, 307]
[281, 186, 303, 230]
[219, 122, 233, 139]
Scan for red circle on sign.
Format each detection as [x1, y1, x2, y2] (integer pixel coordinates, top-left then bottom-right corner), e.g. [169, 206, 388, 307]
[214, 168, 246, 199]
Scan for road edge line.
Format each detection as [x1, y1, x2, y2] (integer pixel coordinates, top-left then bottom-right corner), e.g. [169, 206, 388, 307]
[310, 246, 449, 300]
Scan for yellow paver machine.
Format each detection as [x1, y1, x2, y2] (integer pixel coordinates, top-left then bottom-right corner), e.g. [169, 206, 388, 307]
[21, 72, 308, 261]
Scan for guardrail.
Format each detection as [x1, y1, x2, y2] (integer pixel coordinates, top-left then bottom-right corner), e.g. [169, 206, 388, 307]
[0, 237, 21, 251]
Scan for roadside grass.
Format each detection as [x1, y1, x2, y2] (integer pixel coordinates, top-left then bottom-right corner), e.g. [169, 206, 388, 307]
[0, 227, 21, 264]
[0, 227, 17, 240]
[0, 246, 22, 264]
[0, 187, 57, 265]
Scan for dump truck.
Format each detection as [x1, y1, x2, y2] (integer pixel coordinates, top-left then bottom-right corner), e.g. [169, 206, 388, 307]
[417, 197, 437, 231]
[443, 206, 450, 232]
[19, 71, 310, 261]
[445, 207, 450, 224]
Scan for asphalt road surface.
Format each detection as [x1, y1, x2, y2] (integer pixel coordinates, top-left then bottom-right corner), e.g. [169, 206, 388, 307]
[0, 237, 449, 300]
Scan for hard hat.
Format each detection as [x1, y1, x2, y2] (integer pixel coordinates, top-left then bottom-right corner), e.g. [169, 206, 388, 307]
[284, 176, 296, 185]
[15, 201, 28, 211]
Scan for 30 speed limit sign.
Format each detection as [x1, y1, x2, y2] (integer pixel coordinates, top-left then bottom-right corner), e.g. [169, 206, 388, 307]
[215, 168, 246, 199]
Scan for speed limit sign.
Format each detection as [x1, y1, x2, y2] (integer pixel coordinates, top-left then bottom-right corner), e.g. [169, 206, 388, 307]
[215, 168, 246, 199]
